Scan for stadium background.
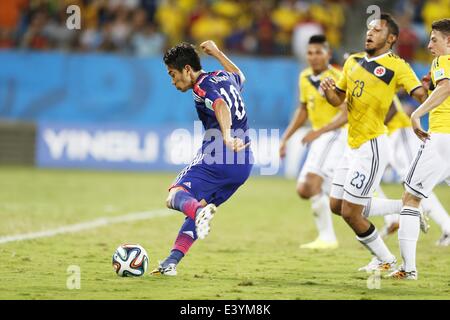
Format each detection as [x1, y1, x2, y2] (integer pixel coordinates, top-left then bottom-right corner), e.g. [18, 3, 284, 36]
[0, 0, 450, 301]
[1, 0, 448, 176]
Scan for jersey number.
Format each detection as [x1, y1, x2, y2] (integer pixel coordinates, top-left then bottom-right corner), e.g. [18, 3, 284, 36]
[352, 80, 365, 97]
[350, 171, 366, 189]
[220, 85, 246, 120]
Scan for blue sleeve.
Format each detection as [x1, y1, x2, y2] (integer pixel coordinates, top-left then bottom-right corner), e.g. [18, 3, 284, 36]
[226, 71, 244, 91]
[195, 79, 226, 111]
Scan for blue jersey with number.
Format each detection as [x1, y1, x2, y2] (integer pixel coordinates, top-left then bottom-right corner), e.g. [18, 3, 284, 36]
[192, 70, 250, 153]
[169, 70, 253, 206]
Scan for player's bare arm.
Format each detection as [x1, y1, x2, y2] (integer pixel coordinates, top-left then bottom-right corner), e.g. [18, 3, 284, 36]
[410, 85, 428, 104]
[200, 40, 246, 83]
[302, 103, 348, 144]
[320, 77, 346, 106]
[279, 104, 308, 158]
[384, 100, 398, 125]
[411, 78, 450, 141]
[214, 98, 249, 152]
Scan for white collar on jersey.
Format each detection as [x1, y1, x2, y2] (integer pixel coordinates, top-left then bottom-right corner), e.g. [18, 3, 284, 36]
[364, 50, 392, 62]
[310, 65, 332, 81]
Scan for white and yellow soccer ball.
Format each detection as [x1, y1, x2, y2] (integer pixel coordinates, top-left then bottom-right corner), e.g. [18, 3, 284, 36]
[112, 244, 149, 277]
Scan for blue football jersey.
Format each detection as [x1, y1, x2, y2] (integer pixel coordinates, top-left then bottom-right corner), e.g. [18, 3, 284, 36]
[192, 70, 250, 154]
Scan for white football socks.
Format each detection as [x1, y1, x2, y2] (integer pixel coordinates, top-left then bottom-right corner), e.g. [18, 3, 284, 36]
[310, 193, 337, 242]
[399, 206, 421, 272]
[356, 226, 395, 263]
[363, 198, 403, 217]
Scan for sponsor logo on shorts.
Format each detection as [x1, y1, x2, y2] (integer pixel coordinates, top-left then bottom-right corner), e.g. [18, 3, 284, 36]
[183, 182, 192, 188]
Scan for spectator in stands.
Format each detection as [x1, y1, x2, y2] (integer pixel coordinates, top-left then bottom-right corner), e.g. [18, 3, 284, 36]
[189, 3, 232, 49]
[155, 0, 187, 47]
[292, 9, 323, 62]
[4, 0, 446, 63]
[396, 12, 420, 62]
[251, 1, 277, 55]
[0, 29, 15, 49]
[272, 0, 303, 55]
[110, 5, 131, 49]
[98, 21, 118, 52]
[44, 4, 78, 50]
[130, 11, 165, 57]
[20, 10, 51, 50]
[309, 0, 345, 50]
[421, 0, 450, 33]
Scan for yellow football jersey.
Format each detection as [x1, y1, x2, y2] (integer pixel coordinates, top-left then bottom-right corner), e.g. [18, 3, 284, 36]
[429, 54, 450, 134]
[299, 66, 342, 130]
[336, 51, 421, 148]
[387, 95, 411, 135]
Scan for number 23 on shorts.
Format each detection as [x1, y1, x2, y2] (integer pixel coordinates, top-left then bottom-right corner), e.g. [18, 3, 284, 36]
[350, 171, 366, 189]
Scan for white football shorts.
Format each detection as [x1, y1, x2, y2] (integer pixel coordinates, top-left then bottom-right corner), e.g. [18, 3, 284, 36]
[330, 134, 390, 206]
[404, 133, 450, 199]
[298, 128, 347, 188]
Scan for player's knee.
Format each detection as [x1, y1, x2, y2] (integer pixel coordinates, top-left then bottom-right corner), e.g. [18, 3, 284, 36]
[165, 194, 173, 208]
[296, 182, 318, 199]
[402, 191, 421, 207]
[329, 198, 342, 215]
[341, 207, 359, 226]
[341, 201, 364, 226]
[166, 190, 178, 209]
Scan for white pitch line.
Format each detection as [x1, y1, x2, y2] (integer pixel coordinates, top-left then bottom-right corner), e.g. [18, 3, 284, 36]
[0, 209, 173, 245]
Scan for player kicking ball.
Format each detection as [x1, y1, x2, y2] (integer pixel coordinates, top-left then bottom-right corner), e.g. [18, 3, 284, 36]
[151, 41, 253, 276]
[387, 19, 450, 280]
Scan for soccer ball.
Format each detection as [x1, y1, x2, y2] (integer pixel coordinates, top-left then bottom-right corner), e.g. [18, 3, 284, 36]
[112, 244, 149, 277]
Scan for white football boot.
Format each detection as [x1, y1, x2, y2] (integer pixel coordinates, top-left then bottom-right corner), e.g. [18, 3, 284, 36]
[358, 256, 397, 272]
[150, 262, 177, 276]
[195, 204, 217, 240]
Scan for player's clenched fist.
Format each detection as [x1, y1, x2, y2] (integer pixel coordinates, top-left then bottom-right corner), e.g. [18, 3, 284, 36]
[320, 77, 336, 92]
[224, 136, 250, 152]
[200, 40, 220, 56]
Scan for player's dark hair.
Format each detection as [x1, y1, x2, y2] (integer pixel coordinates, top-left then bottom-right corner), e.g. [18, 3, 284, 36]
[431, 18, 450, 36]
[309, 34, 326, 45]
[308, 34, 330, 51]
[380, 13, 399, 45]
[163, 42, 202, 72]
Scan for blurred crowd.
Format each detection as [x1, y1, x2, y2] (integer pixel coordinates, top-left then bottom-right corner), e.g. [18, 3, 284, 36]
[0, 0, 449, 63]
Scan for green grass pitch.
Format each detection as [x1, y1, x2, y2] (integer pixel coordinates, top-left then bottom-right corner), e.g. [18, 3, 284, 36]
[0, 167, 449, 300]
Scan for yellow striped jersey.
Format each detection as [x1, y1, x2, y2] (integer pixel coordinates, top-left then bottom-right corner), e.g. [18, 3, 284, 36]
[336, 51, 421, 148]
[387, 95, 411, 135]
[429, 54, 450, 134]
[299, 66, 342, 130]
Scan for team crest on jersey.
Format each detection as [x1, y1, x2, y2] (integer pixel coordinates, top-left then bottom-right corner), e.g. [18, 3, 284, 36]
[374, 66, 386, 77]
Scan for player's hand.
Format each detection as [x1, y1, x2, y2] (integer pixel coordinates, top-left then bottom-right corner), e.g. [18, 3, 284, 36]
[320, 77, 336, 92]
[411, 112, 430, 142]
[302, 130, 321, 144]
[224, 137, 250, 152]
[200, 40, 220, 57]
[279, 140, 287, 159]
[421, 72, 431, 91]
